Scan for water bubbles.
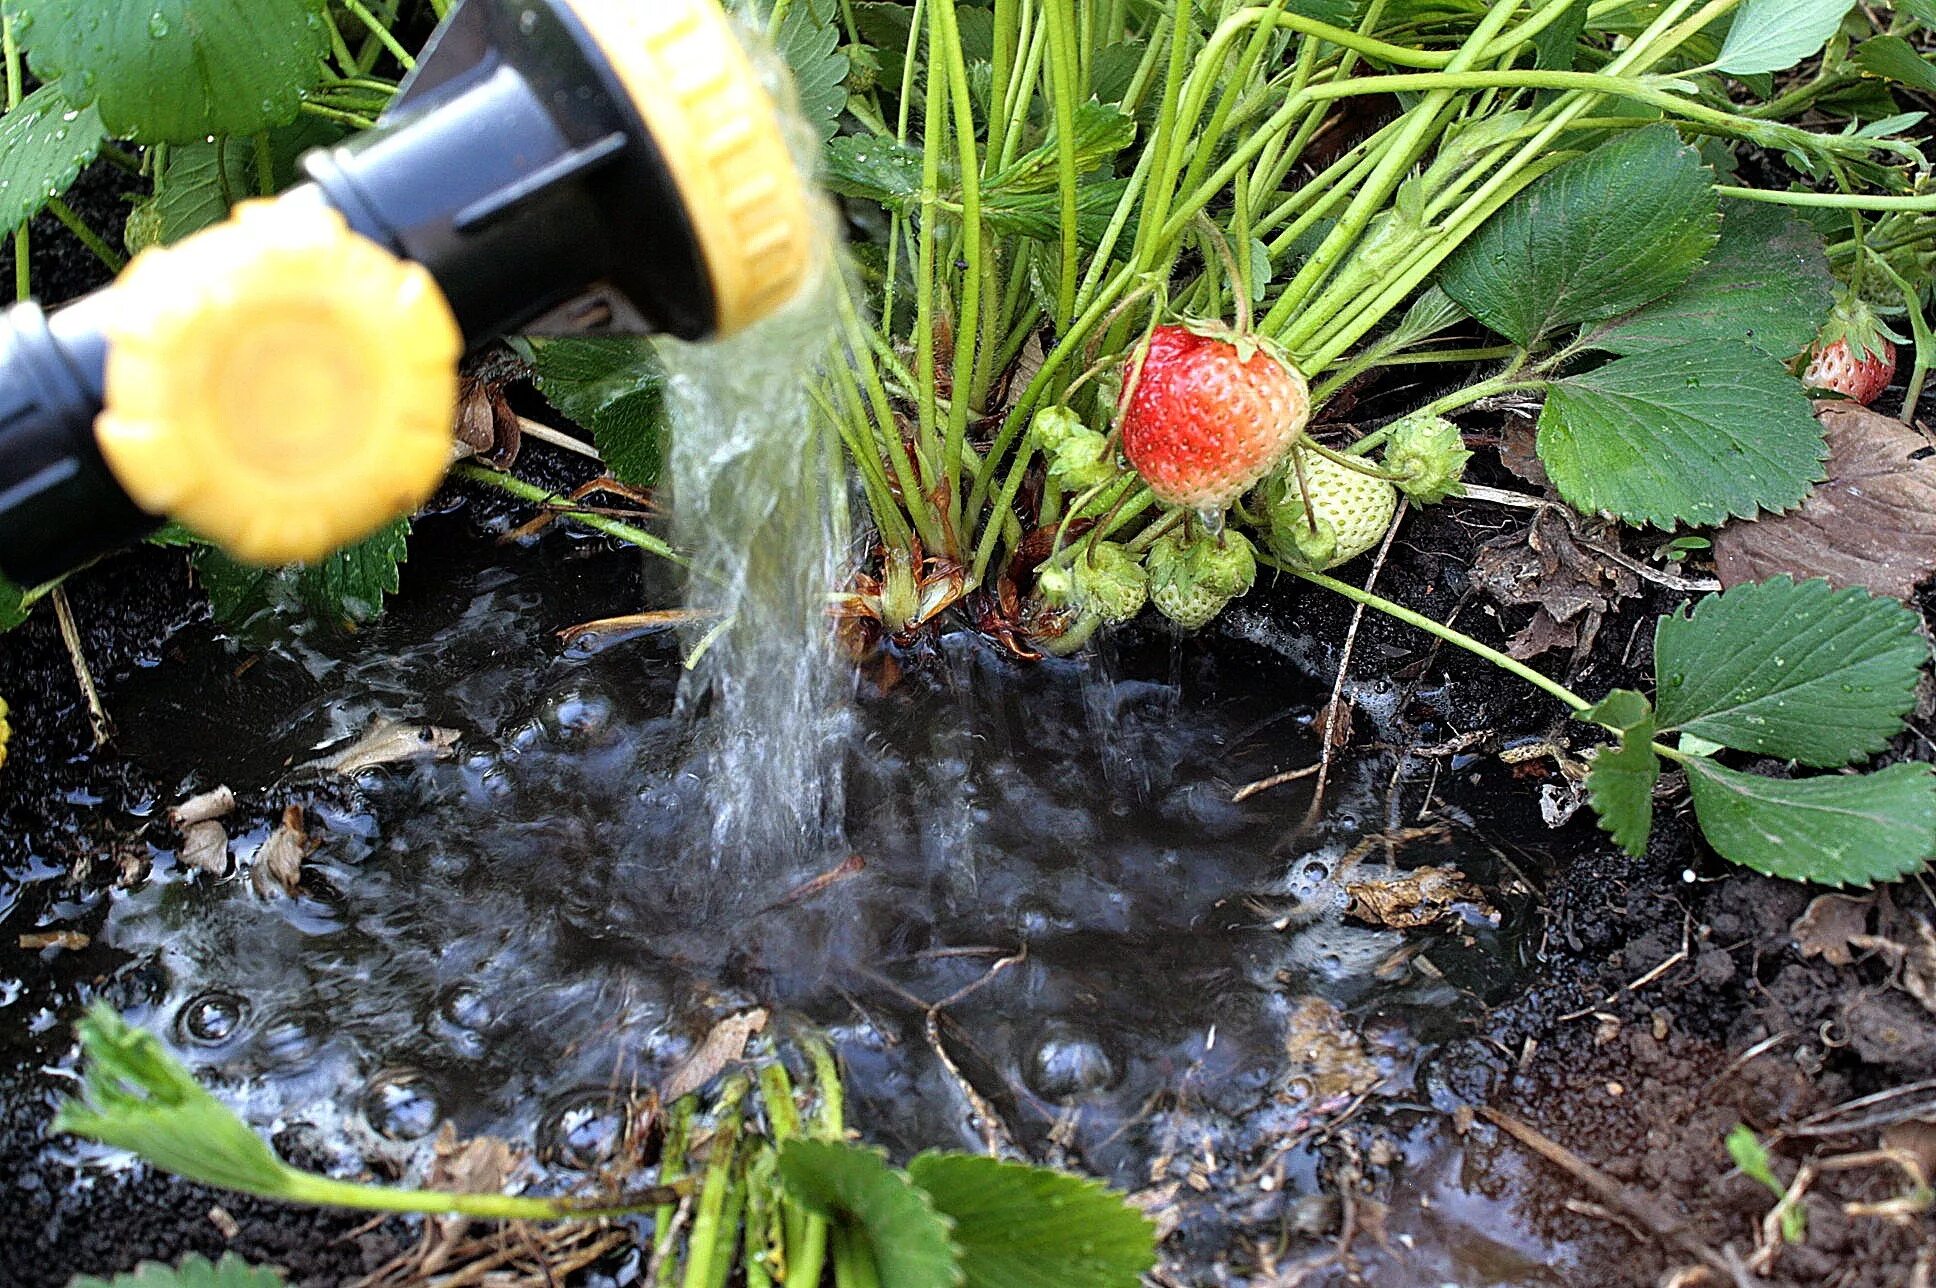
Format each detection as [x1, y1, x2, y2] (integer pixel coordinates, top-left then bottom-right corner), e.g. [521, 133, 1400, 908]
[541, 685, 617, 745]
[1024, 1023, 1121, 1101]
[177, 990, 249, 1046]
[518, 9, 540, 34]
[255, 1014, 320, 1070]
[147, 11, 170, 37]
[362, 1069, 442, 1141]
[538, 1090, 627, 1170]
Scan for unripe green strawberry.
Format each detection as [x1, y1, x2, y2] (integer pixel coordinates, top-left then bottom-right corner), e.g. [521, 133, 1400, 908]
[1071, 542, 1148, 623]
[1262, 446, 1397, 570]
[1035, 564, 1077, 609]
[1382, 411, 1470, 504]
[1121, 325, 1310, 511]
[1032, 406, 1118, 493]
[1145, 528, 1255, 629]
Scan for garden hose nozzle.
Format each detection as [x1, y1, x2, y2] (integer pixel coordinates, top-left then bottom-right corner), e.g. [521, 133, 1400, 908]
[0, 0, 816, 586]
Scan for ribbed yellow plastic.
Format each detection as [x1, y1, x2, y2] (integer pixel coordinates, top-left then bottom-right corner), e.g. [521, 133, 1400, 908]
[566, 0, 817, 335]
[94, 201, 462, 566]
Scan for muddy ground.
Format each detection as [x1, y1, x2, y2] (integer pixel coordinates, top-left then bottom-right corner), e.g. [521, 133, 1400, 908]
[4, 171, 1936, 1286]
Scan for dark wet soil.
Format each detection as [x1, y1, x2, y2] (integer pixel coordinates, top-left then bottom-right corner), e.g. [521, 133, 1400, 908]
[5, 161, 1935, 1287]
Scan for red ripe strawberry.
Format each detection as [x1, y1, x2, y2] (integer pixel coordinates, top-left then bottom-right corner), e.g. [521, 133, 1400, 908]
[1802, 297, 1900, 406]
[1121, 325, 1310, 511]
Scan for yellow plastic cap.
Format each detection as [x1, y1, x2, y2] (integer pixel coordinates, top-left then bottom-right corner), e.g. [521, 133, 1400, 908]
[95, 201, 462, 566]
[567, 0, 817, 336]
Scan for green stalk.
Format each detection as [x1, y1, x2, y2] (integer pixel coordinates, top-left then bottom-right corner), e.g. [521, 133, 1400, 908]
[4, 14, 27, 304]
[1717, 187, 1936, 212]
[654, 1098, 697, 1288]
[1284, 564, 1589, 713]
[252, 133, 276, 197]
[450, 462, 687, 566]
[682, 1078, 749, 1288]
[832, 1227, 884, 1288]
[339, 0, 416, 70]
[928, 0, 986, 525]
[1044, 0, 1083, 328]
[44, 198, 125, 273]
[274, 1170, 679, 1221]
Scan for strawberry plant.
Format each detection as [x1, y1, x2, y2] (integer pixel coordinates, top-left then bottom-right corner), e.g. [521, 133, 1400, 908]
[56, 1004, 1158, 1288]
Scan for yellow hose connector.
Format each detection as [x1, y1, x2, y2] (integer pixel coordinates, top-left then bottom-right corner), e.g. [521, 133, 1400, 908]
[0, 694, 10, 771]
[94, 201, 463, 567]
[567, 0, 817, 335]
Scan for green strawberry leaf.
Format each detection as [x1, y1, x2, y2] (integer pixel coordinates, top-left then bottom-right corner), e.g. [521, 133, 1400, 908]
[15, 0, 331, 144]
[0, 573, 31, 631]
[192, 520, 410, 628]
[1535, 343, 1826, 527]
[823, 135, 925, 214]
[149, 119, 348, 245]
[988, 103, 1138, 193]
[1852, 35, 1936, 95]
[1579, 689, 1661, 857]
[525, 336, 666, 489]
[777, 1139, 963, 1288]
[1590, 203, 1835, 361]
[55, 1005, 300, 1200]
[1654, 577, 1927, 768]
[69, 1254, 286, 1288]
[1716, 0, 1859, 76]
[762, 0, 849, 144]
[0, 85, 105, 236]
[907, 1152, 1157, 1288]
[1686, 759, 1935, 886]
[1440, 125, 1719, 349]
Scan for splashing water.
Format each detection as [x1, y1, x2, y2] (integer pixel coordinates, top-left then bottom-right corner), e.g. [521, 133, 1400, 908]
[659, 269, 850, 869]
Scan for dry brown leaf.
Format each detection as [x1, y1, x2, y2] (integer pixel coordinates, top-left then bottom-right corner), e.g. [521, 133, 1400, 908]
[1314, 697, 1356, 753]
[250, 806, 308, 898]
[1283, 996, 1380, 1105]
[661, 1008, 768, 1104]
[297, 717, 459, 778]
[170, 785, 236, 827]
[1790, 893, 1875, 967]
[180, 820, 230, 876]
[1345, 866, 1500, 930]
[1714, 405, 1936, 600]
[1473, 508, 1639, 659]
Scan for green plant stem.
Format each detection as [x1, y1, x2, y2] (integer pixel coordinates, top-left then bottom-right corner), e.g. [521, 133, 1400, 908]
[928, 0, 985, 529]
[450, 462, 687, 566]
[1716, 186, 1936, 212]
[682, 1079, 748, 1288]
[654, 1098, 697, 1287]
[832, 1227, 883, 1288]
[4, 13, 26, 305]
[339, 0, 416, 70]
[1283, 563, 1590, 713]
[276, 1168, 680, 1220]
[1043, 0, 1082, 328]
[43, 198, 125, 273]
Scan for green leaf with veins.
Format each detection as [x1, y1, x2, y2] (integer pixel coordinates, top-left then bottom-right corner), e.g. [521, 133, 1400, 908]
[1439, 125, 1719, 349]
[192, 520, 410, 628]
[526, 336, 666, 490]
[762, 0, 849, 144]
[148, 119, 348, 245]
[1591, 204, 1835, 360]
[1654, 577, 1927, 768]
[14, 0, 330, 144]
[1716, 0, 1859, 76]
[987, 104, 1137, 192]
[0, 86, 104, 236]
[70, 1254, 286, 1288]
[1686, 759, 1935, 886]
[1535, 343, 1825, 528]
[0, 573, 32, 631]
[777, 1140, 963, 1288]
[1579, 690, 1660, 857]
[1852, 35, 1936, 95]
[907, 1153, 1157, 1288]
[823, 135, 925, 214]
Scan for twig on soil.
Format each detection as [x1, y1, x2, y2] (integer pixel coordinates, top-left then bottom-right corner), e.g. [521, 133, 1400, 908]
[1789, 1077, 1936, 1137]
[1479, 1106, 1730, 1277]
[1231, 762, 1319, 803]
[1557, 912, 1692, 1022]
[51, 587, 111, 747]
[926, 948, 1027, 1157]
[1303, 500, 1407, 825]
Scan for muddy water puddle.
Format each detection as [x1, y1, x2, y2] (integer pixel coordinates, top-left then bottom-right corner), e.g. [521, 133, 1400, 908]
[32, 529, 1578, 1282]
